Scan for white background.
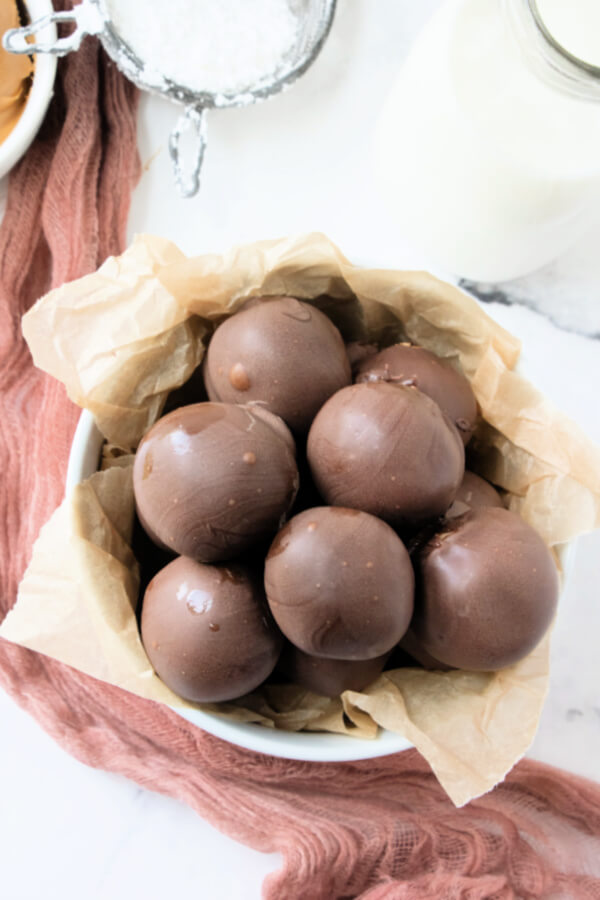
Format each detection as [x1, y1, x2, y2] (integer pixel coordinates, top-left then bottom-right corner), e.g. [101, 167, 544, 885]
[2, 1, 600, 897]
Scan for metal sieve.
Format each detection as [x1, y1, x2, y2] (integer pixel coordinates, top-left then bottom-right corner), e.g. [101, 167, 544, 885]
[4, 0, 337, 196]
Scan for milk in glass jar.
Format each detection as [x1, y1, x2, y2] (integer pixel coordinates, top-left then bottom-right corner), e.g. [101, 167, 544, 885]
[373, 0, 600, 282]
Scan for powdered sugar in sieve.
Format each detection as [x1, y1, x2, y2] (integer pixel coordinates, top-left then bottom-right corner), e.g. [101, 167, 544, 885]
[106, 0, 300, 95]
[3, 0, 337, 196]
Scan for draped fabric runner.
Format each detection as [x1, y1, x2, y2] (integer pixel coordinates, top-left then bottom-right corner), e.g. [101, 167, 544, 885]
[1, 24, 600, 900]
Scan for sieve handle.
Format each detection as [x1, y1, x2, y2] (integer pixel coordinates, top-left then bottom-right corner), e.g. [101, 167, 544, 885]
[169, 104, 208, 199]
[2, 2, 103, 57]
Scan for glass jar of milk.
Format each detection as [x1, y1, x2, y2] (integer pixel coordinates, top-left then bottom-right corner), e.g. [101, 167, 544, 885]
[373, 0, 600, 282]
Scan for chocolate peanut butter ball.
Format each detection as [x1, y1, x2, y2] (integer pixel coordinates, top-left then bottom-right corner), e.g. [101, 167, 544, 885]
[133, 402, 298, 562]
[345, 341, 380, 373]
[307, 382, 465, 528]
[265, 507, 414, 660]
[355, 343, 477, 444]
[412, 507, 559, 671]
[141, 556, 282, 703]
[445, 470, 504, 519]
[203, 296, 351, 432]
[397, 629, 454, 671]
[279, 643, 389, 697]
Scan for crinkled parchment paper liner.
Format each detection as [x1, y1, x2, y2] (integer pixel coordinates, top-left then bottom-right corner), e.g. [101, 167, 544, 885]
[3, 233, 600, 806]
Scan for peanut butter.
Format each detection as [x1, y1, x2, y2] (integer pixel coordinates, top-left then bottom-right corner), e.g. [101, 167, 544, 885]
[0, 0, 34, 144]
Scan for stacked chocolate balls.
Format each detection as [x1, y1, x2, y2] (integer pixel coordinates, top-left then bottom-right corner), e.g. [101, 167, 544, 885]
[133, 296, 559, 703]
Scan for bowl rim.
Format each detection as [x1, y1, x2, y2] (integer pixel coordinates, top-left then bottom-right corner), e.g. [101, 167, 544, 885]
[0, 0, 57, 179]
[66, 408, 414, 761]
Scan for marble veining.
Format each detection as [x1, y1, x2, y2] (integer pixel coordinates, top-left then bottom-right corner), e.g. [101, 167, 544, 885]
[460, 222, 600, 340]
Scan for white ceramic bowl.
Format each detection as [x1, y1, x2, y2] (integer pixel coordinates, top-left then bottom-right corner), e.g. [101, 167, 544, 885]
[66, 409, 413, 762]
[0, 0, 57, 179]
[67, 396, 575, 761]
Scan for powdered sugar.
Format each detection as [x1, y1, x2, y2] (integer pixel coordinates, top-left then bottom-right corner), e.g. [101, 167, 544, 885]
[105, 0, 299, 95]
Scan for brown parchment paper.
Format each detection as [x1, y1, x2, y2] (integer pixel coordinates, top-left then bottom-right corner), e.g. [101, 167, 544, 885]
[3, 232, 600, 807]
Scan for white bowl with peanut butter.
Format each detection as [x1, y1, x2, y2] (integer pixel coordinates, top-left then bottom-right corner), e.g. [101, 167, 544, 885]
[0, 0, 56, 179]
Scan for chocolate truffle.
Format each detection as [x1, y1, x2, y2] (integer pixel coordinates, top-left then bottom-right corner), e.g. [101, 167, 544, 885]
[307, 382, 465, 528]
[345, 341, 379, 373]
[412, 507, 559, 671]
[203, 296, 351, 432]
[265, 507, 414, 660]
[355, 343, 477, 444]
[279, 643, 389, 697]
[445, 470, 504, 519]
[141, 556, 282, 702]
[397, 629, 453, 671]
[133, 402, 298, 562]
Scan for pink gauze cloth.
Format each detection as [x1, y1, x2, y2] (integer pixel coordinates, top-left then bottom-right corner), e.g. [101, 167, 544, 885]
[1, 24, 600, 900]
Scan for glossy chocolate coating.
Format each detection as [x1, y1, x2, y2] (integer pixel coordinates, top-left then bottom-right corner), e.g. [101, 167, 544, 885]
[133, 403, 298, 562]
[412, 507, 559, 671]
[204, 296, 351, 432]
[355, 343, 477, 444]
[445, 470, 504, 519]
[307, 382, 465, 528]
[397, 629, 453, 671]
[278, 643, 388, 697]
[265, 507, 414, 660]
[345, 341, 379, 373]
[141, 556, 282, 702]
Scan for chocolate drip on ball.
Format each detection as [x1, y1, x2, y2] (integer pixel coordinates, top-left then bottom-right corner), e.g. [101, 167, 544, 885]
[203, 296, 351, 432]
[355, 343, 477, 444]
[133, 403, 298, 562]
[265, 506, 414, 660]
[141, 556, 282, 703]
[412, 507, 559, 671]
[307, 382, 465, 528]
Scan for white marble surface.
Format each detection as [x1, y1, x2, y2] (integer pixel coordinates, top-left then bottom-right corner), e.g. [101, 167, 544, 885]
[1, 1, 600, 897]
